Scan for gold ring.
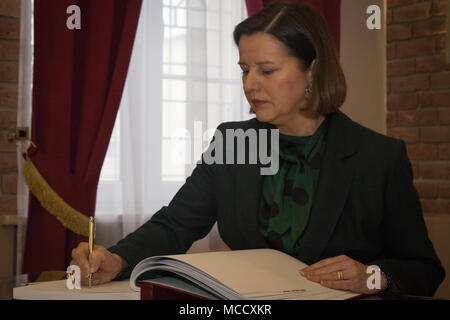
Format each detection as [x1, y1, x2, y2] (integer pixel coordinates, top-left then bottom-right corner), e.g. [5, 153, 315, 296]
[337, 271, 344, 280]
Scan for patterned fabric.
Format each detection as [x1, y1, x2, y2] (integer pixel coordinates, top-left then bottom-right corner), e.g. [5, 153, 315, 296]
[259, 118, 329, 256]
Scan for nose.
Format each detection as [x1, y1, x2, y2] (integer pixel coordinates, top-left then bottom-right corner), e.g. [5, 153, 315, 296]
[243, 70, 260, 95]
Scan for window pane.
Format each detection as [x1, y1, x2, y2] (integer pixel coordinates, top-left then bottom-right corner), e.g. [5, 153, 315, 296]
[163, 79, 186, 101]
[162, 138, 186, 181]
[162, 101, 186, 137]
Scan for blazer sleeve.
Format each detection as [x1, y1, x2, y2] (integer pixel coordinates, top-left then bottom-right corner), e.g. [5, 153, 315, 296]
[370, 140, 445, 296]
[107, 125, 223, 278]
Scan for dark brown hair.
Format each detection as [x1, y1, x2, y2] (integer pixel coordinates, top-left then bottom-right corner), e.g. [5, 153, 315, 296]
[233, 2, 346, 116]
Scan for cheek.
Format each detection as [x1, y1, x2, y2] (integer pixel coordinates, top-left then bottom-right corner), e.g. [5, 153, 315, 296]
[270, 77, 306, 103]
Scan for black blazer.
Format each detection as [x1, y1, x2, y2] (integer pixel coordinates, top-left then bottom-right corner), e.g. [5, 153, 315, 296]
[109, 110, 445, 296]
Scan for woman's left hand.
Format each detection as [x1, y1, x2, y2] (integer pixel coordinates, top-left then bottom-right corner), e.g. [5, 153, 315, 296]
[299, 255, 387, 294]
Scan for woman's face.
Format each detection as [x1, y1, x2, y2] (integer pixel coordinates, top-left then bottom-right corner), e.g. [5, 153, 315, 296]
[238, 33, 314, 130]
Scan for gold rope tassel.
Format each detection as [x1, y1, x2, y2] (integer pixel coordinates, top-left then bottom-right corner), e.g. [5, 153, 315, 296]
[23, 155, 90, 237]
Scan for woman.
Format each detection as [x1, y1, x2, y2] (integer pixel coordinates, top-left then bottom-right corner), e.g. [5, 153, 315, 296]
[71, 2, 444, 296]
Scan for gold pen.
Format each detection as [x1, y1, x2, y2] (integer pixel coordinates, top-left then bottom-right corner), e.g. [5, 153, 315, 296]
[88, 216, 95, 288]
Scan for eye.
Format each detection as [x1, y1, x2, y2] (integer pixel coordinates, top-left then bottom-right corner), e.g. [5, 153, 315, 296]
[262, 70, 275, 75]
[241, 69, 249, 75]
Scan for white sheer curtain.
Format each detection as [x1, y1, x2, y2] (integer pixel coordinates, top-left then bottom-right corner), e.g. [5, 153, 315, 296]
[95, 0, 251, 251]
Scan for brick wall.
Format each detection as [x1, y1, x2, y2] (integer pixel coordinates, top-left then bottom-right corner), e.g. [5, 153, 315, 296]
[0, 0, 20, 300]
[387, 0, 450, 216]
[0, 0, 19, 216]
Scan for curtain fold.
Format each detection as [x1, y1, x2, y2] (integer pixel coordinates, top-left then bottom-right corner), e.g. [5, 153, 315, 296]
[245, 0, 341, 53]
[22, 0, 142, 275]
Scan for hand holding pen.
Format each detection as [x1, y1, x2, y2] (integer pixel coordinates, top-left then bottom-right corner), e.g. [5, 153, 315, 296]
[70, 219, 128, 287]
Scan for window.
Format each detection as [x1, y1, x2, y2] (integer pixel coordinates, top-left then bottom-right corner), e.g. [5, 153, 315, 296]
[96, 0, 249, 228]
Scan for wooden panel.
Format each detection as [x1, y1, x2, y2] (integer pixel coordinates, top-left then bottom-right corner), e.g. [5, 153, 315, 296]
[0, 225, 14, 278]
[0, 223, 15, 300]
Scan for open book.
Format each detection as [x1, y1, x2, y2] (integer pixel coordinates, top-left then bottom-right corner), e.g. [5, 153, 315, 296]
[130, 249, 360, 300]
[13, 249, 360, 300]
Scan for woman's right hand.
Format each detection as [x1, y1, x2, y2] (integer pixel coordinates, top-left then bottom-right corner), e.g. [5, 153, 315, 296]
[70, 242, 127, 286]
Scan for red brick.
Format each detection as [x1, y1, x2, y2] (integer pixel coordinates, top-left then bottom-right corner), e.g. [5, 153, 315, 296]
[387, 24, 412, 41]
[419, 91, 450, 108]
[0, 18, 20, 40]
[421, 199, 450, 214]
[387, 59, 415, 76]
[407, 143, 438, 160]
[390, 74, 429, 92]
[439, 109, 450, 125]
[0, 41, 19, 60]
[421, 126, 450, 143]
[396, 38, 435, 58]
[439, 144, 450, 160]
[420, 162, 450, 179]
[398, 109, 438, 126]
[0, 61, 18, 83]
[387, 127, 420, 143]
[0, 131, 16, 152]
[439, 182, 450, 198]
[0, 0, 20, 18]
[393, 2, 431, 22]
[432, 0, 447, 16]
[0, 153, 17, 171]
[387, 0, 417, 9]
[431, 72, 450, 89]
[1, 174, 17, 194]
[387, 43, 396, 59]
[413, 17, 447, 37]
[387, 111, 398, 128]
[387, 93, 418, 110]
[416, 54, 450, 72]
[387, 8, 393, 24]
[436, 36, 446, 51]
[0, 85, 17, 106]
[411, 161, 420, 178]
[414, 180, 439, 198]
[0, 195, 17, 214]
[0, 111, 17, 130]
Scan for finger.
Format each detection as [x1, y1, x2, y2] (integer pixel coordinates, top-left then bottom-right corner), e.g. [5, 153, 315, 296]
[305, 268, 357, 283]
[320, 279, 357, 291]
[300, 255, 348, 274]
[88, 247, 106, 273]
[302, 259, 354, 277]
[71, 243, 90, 276]
[80, 272, 108, 287]
[300, 257, 351, 278]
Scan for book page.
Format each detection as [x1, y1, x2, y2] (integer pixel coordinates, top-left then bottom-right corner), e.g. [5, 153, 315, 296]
[161, 249, 358, 300]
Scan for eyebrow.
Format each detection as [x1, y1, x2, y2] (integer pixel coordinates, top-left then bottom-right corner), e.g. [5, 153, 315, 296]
[238, 61, 276, 66]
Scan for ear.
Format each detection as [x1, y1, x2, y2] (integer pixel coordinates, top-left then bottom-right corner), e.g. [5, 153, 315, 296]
[306, 59, 316, 83]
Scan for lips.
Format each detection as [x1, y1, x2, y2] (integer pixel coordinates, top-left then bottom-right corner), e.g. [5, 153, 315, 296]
[251, 99, 267, 108]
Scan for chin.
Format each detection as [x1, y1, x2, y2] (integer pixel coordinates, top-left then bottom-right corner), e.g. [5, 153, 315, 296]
[254, 110, 275, 124]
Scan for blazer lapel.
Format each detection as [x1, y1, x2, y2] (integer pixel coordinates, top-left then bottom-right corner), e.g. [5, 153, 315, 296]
[297, 111, 359, 264]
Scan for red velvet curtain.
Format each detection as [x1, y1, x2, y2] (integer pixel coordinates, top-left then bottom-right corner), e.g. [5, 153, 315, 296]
[22, 0, 142, 274]
[245, 0, 341, 53]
